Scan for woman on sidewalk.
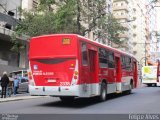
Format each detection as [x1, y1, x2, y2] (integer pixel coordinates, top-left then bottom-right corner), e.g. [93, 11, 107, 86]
[1, 71, 9, 98]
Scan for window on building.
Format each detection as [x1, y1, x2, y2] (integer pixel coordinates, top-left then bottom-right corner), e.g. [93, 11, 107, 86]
[33, 0, 38, 9]
[108, 4, 111, 12]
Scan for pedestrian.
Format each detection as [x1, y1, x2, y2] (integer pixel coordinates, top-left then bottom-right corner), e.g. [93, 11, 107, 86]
[7, 74, 14, 97]
[0, 71, 9, 98]
[13, 75, 19, 96]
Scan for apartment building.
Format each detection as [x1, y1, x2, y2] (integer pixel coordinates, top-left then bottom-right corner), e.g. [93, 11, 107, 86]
[112, 0, 131, 52]
[0, 0, 28, 75]
[129, 0, 147, 65]
[145, 0, 159, 65]
[22, 0, 38, 10]
[112, 0, 149, 65]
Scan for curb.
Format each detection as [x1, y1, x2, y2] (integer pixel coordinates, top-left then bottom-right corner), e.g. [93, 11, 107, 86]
[0, 96, 47, 103]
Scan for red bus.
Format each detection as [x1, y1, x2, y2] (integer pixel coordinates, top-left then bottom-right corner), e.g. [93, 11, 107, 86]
[28, 34, 138, 101]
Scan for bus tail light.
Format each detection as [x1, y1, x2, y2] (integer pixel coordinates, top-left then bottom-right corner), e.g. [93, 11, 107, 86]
[74, 71, 78, 79]
[74, 76, 78, 79]
[71, 71, 79, 85]
[28, 71, 35, 86]
[69, 64, 75, 69]
[74, 71, 78, 75]
[28, 71, 32, 80]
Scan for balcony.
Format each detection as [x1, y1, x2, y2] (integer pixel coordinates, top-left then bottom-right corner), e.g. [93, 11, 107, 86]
[0, 12, 18, 27]
[113, 0, 129, 4]
[120, 22, 129, 29]
[118, 33, 129, 38]
[113, 5, 129, 12]
[114, 14, 129, 20]
[133, 50, 137, 55]
[0, 26, 14, 37]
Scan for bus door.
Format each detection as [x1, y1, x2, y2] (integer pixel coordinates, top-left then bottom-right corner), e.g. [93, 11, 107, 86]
[115, 57, 121, 82]
[88, 45, 98, 95]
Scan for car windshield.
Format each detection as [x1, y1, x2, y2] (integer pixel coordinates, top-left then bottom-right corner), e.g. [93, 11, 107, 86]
[9, 70, 28, 80]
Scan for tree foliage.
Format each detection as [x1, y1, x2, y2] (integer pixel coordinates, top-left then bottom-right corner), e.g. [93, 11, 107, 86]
[13, 0, 126, 46]
[94, 13, 127, 45]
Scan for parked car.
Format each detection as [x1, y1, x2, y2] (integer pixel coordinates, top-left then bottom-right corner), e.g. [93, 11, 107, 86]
[18, 77, 29, 93]
[10, 70, 29, 93]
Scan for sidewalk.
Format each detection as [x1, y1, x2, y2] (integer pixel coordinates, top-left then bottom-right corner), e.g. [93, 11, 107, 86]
[0, 94, 47, 103]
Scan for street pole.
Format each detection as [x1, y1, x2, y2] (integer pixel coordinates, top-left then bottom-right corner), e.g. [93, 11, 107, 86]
[145, 41, 147, 66]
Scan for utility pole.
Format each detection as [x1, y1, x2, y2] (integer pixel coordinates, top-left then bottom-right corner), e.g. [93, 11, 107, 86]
[145, 41, 147, 66]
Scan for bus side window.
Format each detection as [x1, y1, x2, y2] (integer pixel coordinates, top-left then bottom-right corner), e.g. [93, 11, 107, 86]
[98, 48, 108, 68]
[108, 51, 115, 68]
[121, 55, 126, 69]
[125, 57, 131, 71]
[81, 42, 88, 66]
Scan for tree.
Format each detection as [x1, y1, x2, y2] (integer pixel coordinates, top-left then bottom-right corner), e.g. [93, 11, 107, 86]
[81, 0, 107, 36]
[13, 0, 126, 46]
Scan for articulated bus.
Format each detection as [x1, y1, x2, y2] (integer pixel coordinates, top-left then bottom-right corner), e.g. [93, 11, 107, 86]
[28, 34, 138, 101]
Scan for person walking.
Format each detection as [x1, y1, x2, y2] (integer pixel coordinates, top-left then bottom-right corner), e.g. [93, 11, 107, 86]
[1, 71, 9, 98]
[7, 74, 14, 97]
[13, 75, 19, 96]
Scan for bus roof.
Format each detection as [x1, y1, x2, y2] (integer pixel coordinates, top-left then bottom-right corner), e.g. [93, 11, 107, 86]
[77, 35, 135, 59]
[31, 34, 136, 60]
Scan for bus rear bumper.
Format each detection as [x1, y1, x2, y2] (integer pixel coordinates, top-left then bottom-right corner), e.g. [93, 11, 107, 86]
[29, 83, 100, 98]
[29, 85, 81, 97]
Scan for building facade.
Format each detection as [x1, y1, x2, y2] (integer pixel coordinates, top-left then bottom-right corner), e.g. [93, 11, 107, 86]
[144, 0, 158, 66]
[112, 0, 152, 65]
[0, 0, 28, 75]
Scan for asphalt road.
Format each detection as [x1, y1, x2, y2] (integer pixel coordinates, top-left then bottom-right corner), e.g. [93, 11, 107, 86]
[0, 86, 160, 114]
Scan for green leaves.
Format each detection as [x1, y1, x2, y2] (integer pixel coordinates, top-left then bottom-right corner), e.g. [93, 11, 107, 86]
[13, 0, 126, 48]
[94, 14, 127, 45]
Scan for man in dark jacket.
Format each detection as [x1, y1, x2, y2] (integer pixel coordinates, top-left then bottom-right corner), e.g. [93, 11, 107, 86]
[1, 71, 9, 98]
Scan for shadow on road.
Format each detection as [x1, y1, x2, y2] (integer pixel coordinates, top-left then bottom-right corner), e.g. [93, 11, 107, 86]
[38, 92, 135, 108]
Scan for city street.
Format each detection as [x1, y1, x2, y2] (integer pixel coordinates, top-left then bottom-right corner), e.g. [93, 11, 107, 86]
[0, 86, 160, 114]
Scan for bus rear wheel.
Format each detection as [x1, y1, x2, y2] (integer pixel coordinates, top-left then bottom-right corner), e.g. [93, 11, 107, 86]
[99, 82, 107, 101]
[59, 96, 75, 102]
[126, 81, 133, 94]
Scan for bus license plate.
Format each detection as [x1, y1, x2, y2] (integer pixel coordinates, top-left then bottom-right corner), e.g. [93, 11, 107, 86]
[48, 79, 56, 83]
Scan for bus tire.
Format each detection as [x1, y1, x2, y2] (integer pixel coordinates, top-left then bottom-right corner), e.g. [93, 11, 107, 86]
[126, 81, 133, 94]
[99, 82, 107, 101]
[147, 84, 152, 87]
[60, 96, 75, 102]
